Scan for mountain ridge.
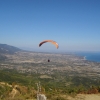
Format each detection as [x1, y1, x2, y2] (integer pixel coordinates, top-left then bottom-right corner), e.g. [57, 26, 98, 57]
[0, 43, 22, 54]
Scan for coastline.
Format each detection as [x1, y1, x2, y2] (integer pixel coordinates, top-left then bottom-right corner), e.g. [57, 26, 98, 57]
[83, 56, 86, 60]
[75, 52, 100, 63]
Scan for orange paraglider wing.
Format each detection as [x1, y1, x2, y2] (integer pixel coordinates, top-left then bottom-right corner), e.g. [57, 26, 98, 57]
[39, 40, 59, 49]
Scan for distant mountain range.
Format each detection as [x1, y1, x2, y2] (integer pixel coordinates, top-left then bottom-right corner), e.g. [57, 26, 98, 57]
[0, 44, 22, 54]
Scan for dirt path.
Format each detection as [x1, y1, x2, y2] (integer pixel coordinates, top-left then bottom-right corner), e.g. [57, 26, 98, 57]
[67, 94, 100, 100]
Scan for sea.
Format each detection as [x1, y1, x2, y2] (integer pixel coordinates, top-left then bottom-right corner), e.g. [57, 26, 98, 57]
[74, 52, 100, 63]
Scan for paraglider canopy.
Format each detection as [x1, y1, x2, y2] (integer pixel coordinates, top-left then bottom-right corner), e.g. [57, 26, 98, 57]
[39, 40, 59, 49]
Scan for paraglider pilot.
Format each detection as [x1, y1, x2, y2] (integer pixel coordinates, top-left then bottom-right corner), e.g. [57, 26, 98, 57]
[48, 59, 50, 62]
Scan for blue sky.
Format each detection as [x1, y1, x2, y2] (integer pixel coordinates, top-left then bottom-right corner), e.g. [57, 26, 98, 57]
[0, 0, 100, 52]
